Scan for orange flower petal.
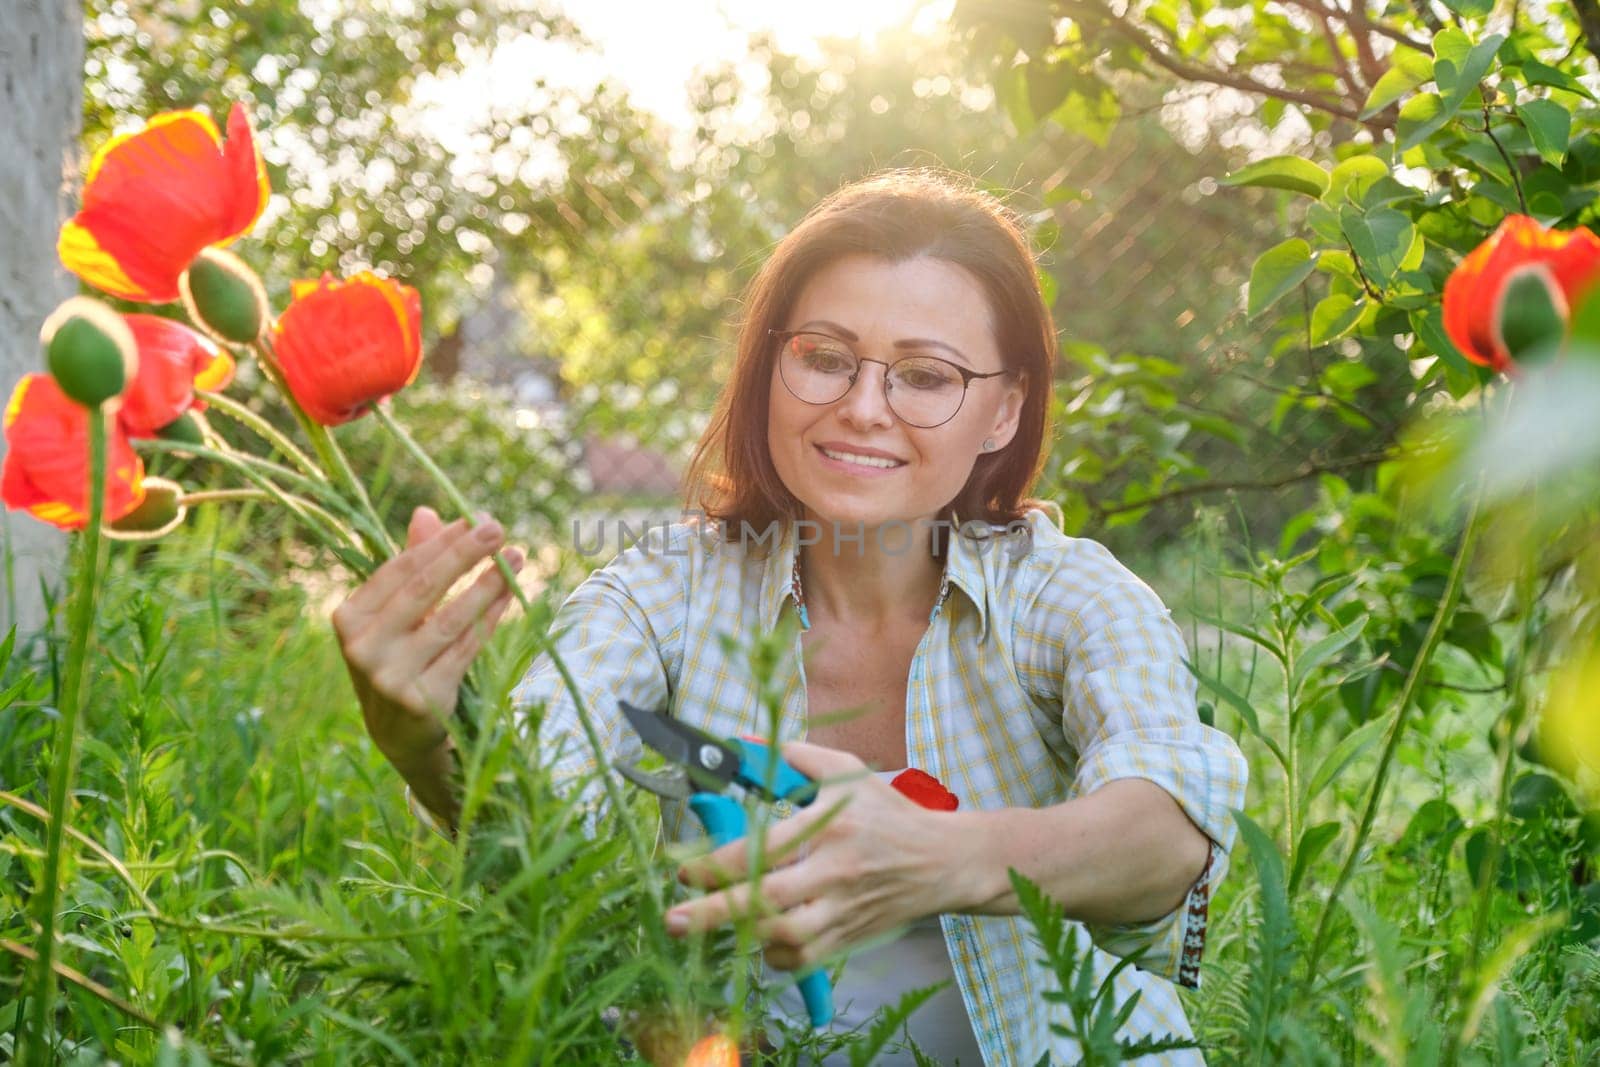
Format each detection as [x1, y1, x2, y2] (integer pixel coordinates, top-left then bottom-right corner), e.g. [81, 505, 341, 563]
[273, 272, 425, 425]
[684, 1033, 739, 1067]
[60, 105, 271, 303]
[192, 346, 236, 394]
[1, 374, 144, 530]
[119, 315, 222, 437]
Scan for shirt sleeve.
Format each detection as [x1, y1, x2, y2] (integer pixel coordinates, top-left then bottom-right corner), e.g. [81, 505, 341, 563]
[1013, 541, 1249, 988]
[505, 523, 691, 838]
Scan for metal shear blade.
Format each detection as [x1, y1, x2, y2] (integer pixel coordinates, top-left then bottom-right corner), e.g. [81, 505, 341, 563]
[618, 699, 741, 795]
[615, 762, 695, 800]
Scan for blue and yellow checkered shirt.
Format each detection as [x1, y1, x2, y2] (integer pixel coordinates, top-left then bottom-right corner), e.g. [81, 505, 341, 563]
[511, 506, 1248, 1065]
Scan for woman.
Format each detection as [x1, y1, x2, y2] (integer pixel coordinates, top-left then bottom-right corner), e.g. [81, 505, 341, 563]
[334, 170, 1248, 1065]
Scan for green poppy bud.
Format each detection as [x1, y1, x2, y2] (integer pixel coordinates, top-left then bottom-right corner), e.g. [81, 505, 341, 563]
[156, 410, 207, 447]
[103, 477, 186, 541]
[180, 247, 268, 344]
[39, 297, 139, 408]
[1495, 267, 1567, 367]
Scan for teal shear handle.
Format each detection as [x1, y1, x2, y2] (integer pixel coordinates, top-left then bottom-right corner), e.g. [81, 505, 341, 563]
[686, 739, 832, 1028]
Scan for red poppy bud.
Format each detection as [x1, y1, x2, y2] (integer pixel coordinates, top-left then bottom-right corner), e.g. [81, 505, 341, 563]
[890, 768, 959, 811]
[180, 247, 268, 344]
[104, 476, 186, 540]
[40, 297, 139, 408]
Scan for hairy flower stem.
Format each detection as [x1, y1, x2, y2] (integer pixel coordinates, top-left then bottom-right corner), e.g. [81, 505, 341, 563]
[365, 401, 670, 945]
[249, 337, 397, 559]
[1305, 479, 1487, 977]
[195, 389, 325, 481]
[25, 411, 109, 1065]
[177, 488, 271, 506]
[134, 439, 370, 562]
[1451, 537, 1540, 1056]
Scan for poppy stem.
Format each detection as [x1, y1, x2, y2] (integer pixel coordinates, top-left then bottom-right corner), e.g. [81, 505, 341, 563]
[364, 401, 529, 608]
[133, 440, 372, 570]
[364, 399, 669, 937]
[26, 408, 109, 1065]
[1303, 473, 1487, 979]
[177, 488, 272, 505]
[249, 337, 398, 560]
[195, 389, 325, 482]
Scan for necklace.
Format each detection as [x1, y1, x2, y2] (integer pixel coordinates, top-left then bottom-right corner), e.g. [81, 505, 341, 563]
[790, 549, 952, 632]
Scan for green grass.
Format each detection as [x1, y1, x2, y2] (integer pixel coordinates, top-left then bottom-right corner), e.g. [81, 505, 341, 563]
[2, 497, 1598, 1064]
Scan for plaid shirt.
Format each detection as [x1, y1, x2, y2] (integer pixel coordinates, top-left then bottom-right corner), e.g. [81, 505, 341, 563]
[510, 507, 1248, 1066]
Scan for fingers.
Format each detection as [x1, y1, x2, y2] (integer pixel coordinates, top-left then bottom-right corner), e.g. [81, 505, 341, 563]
[339, 516, 505, 648]
[757, 899, 836, 970]
[679, 811, 816, 890]
[778, 740, 870, 783]
[406, 505, 444, 549]
[410, 545, 525, 676]
[668, 862, 819, 936]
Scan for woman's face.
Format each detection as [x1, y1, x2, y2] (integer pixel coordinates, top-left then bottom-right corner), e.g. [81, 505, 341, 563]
[766, 253, 1027, 535]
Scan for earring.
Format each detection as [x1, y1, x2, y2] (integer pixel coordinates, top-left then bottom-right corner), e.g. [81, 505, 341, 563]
[981, 438, 996, 452]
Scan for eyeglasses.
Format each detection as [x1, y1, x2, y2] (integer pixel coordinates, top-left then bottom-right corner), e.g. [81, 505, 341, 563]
[770, 329, 1012, 429]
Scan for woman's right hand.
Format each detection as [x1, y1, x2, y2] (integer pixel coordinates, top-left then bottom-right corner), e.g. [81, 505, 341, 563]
[332, 505, 525, 775]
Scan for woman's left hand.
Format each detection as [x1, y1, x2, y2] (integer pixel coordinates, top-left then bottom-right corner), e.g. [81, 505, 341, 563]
[666, 741, 969, 972]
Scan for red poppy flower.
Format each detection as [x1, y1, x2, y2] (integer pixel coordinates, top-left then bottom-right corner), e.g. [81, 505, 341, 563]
[271, 271, 423, 425]
[1441, 214, 1600, 374]
[118, 315, 235, 437]
[1, 375, 145, 530]
[57, 103, 270, 303]
[891, 768, 959, 811]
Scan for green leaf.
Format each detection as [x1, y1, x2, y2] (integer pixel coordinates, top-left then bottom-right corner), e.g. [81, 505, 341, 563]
[1248, 238, 1317, 318]
[1183, 657, 1287, 769]
[1221, 155, 1330, 198]
[1305, 715, 1387, 805]
[1397, 92, 1449, 152]
[1326, 155, 1389, 204]
[1291, 621, 1366, 695]
[1360, 47, 1436, 118]
[1459, 912, 1567, 1043]
[1000, 63, 1036, 136]
[1316, 248, 1357, 277]
[1440, 0, 1493, 16]
[1518, 59, 1596, 101]
[1309, 294, 1366, 345]
[1517, 98, 1571, 166]
[1321, 358, 1379, 396]
[1440, 33, 1506, 112]
[1340, 206, 1414, 290]
[1432, 28, 1472, 70]
[1288, 821, 1340, 897]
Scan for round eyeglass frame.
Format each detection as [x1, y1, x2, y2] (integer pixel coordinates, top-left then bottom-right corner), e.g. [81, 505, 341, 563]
[768, 328, 1014, 429]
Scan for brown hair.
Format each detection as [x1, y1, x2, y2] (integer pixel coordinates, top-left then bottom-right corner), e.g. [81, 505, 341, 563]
[681, 167, 1058, 553]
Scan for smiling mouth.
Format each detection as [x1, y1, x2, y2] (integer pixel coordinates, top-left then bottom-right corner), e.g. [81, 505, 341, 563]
[814, 444, 907, 470]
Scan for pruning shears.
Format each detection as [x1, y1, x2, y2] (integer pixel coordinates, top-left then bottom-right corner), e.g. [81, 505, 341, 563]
[615, 698, 834, 1028]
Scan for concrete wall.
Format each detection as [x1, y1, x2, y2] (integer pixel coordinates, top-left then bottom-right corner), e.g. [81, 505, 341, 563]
[0, 0, 82, 643]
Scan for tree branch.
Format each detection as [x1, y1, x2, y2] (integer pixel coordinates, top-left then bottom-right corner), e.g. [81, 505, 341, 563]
[1092, 446, 1401, 517]
[1059, 0, 1368, 122]
[1315, 6, 1365, 97]
[1573, 0, 1600, 69]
